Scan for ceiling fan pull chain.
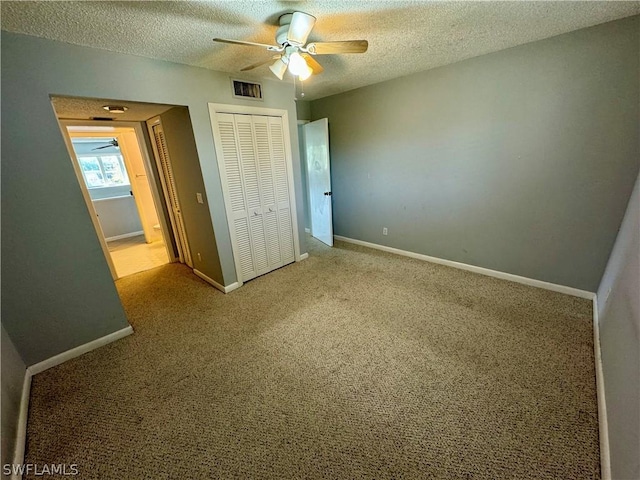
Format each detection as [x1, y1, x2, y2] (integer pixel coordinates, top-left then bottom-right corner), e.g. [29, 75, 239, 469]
[293, 74, 298, 100]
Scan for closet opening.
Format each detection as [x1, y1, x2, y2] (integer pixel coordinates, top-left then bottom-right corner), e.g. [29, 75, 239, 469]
[209, 103, 302, 288]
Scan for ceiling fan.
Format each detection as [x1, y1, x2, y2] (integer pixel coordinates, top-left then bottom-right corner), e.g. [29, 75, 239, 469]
[91, 139, 119, 150]
[213, 12, 368, 81]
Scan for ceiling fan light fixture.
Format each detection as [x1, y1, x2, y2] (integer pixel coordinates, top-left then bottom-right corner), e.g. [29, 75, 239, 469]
[269, 58, 288, 80]
[298, 64, 313, 81]
[287, 51, 308, 76]
[102, 105, 128, 114]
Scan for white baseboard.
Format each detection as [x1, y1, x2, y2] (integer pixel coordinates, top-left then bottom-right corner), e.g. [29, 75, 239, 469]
[12, 372, 32, 479]
[334, 235, 595, 300]
[299, 253, 309, 261]
[224, 282, 240, 293]
[592, 297, 611, 480]
[28, 326, 134, 376]
[193, 269, 239, 294]
[13, 325, 134, 479]
[105, 231, 144, 242]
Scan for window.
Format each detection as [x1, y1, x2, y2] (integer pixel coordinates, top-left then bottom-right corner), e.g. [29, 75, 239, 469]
[77, 154, 129, 189]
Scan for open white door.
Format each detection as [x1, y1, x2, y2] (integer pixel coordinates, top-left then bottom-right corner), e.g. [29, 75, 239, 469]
[304, 118, 333, 246]
[116, 130, 160, 244]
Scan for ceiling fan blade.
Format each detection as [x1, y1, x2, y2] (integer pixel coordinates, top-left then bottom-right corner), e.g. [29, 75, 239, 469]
[287, 12, 316, 46]
[213, 38, 277, 50]
[92, 139, 118, 150]
[301, 53, 323, 75]
[240, 55, 281, 72]
[307, 40, 368, 55]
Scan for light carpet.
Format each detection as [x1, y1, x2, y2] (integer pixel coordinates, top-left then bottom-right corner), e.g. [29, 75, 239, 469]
[24, 237, 599, 479]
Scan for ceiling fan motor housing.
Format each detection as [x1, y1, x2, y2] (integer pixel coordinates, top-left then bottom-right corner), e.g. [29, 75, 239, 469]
[276, 14, 293, 46]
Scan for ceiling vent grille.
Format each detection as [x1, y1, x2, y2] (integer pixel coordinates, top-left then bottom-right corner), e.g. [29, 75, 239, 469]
[232, 79, 263, 100]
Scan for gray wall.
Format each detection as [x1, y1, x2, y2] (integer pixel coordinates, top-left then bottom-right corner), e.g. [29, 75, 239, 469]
[597, 173, 640, 480]
[1, 324, 26, 474]
[296, 100, 311, 121]
[157, 107, 223, 283]
[1, 31, 305, 365]
[311, 16, 639, 292]
[93, 197, 143, 239]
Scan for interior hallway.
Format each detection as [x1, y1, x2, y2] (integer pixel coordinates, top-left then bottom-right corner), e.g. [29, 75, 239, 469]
[107, 234, 169, 278]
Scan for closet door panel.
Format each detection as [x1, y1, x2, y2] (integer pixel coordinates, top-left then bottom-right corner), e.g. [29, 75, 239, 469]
[253, 117, 277, 209]
[253, 116, 282, 269]
[278, 207, 295, 263]
[249, 212, 269, 274]
[269, 117, 295, 264]
[217, 115, 246, 214]
[216, 113, 257, 280]
[234, 114, 269, 276]
[234, 217, 255, 279]
[235, 115, 261, 210]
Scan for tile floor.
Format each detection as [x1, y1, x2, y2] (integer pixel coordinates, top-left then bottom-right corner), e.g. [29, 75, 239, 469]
[107, 234, 170, 278]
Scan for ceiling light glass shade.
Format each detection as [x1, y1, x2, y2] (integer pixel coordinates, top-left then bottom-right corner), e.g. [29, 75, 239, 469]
[269, 58, 288, 80]
[298, 63, 313, 81]
[287, 51, 309, 76]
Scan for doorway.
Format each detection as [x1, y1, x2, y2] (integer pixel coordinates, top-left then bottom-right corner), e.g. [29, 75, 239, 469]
[65, 125, 171, 278]
[304, 118, 333, 246]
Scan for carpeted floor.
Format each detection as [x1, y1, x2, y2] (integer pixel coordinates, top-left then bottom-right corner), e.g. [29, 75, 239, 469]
[24, 237, 599, 479]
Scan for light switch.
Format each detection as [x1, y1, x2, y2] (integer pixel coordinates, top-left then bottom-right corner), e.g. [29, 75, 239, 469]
[196, 193, 204, 204]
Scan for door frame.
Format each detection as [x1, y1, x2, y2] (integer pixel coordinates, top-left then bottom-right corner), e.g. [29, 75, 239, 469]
[146, 116, 192, 267]
[208, 103, 302, 287]
[58, 120, 177, 278]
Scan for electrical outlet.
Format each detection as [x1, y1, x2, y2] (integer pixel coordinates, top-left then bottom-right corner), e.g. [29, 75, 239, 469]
[196, 193, 204, 204]
[197, 253, 202, 261]
[383, 227, 388, 236]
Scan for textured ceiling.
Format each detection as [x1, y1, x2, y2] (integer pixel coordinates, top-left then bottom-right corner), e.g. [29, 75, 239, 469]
[51, 96, 176, 122]
[3, 1, 639, 100]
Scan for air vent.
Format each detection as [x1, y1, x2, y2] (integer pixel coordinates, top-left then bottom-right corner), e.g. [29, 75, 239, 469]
[232, 79, 263, 100]
[91, 117, 114, 121]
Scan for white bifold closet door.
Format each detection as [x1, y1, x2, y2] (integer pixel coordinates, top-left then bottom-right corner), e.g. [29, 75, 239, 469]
[150, 122, 192, 267]
[216, 113, 295, 282]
